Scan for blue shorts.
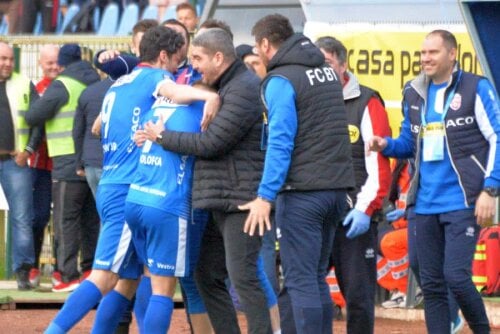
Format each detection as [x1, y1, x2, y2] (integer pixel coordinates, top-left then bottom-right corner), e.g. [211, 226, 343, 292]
[125, 202, 190, 277]
[93, 184, 142, 279]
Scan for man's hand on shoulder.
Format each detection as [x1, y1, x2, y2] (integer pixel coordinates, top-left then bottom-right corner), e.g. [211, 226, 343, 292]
[98, 50, 121, 64]
[201, 94, 221, 131]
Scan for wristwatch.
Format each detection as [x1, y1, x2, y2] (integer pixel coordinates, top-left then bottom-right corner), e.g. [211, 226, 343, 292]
[483, 186, 499, 197]
[155, 133, 163, 144]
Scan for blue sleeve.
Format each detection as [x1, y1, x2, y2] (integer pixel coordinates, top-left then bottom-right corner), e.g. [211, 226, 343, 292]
[257, 77, 298, 201]
[476, 78, 500, 188]
[382, 100, 416, 159]
[94, 51, 139, 80]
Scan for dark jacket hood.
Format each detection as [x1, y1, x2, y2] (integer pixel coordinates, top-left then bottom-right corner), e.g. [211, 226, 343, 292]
[267, 33, 325, 72]
[60, 60, 100, 86]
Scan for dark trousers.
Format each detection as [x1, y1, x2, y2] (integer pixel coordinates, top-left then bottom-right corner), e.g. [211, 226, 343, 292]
[416, 210, 490, 334]
[277, 190, 346, 334]
[52, 180, 100, 282]
[194, 211, 272, 334]
[332, 220, 377, 334]
[31, 168, 52, 268]
[21, 0, 58, 33]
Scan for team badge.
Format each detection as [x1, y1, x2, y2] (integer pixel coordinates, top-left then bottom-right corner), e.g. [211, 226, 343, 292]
[450, 93, 462, 111]
[348, 124, 360, 143]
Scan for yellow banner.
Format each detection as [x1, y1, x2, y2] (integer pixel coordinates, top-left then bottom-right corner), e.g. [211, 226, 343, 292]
[306, 26, 481, 135]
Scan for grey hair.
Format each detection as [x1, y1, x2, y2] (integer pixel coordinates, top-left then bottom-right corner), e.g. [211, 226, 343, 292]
[315, 36, 347, 66]
[192, 28, 236, 62]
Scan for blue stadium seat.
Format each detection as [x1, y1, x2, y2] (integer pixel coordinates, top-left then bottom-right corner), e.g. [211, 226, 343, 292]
[116, 3, 139, 35]
[97, 3, 119, 36]
[33, 13, 42, 35]
[163, 5, 176, 21]
[93, 6, 100, 32]
[141, 5, 158, 20]
[57, 4, 79, 34]
[0, 15, 9, 35]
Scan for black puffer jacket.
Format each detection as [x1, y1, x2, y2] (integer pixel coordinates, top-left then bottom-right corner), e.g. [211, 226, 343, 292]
[158, 60, 264, 212]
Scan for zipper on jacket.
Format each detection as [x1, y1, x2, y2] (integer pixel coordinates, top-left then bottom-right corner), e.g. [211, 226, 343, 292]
[470, 154, 486, 174]
[444, 129, 469, 208]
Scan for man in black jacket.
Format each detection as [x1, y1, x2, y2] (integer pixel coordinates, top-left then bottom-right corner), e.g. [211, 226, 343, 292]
[142, 28, 272, 334]
[26, 43, 101, 292]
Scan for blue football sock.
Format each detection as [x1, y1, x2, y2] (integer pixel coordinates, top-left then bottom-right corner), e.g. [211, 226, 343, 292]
[144, 295, 174, 334]
[49, 280, 102, 332]
[134, 276, 152, 333]
[44, 322, 65, 334]
[91, 290, 131, 334]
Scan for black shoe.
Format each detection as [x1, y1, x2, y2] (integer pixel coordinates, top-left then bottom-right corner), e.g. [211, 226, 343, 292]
[16, 263, 33, 291]
[114, 322, 130, 334]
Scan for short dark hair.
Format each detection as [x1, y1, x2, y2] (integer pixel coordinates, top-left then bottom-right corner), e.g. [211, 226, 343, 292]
[132, 19, 158, 36]
[139, 26, 185, 63]
[162, 18, 190, 45]
[251, 14, 294, 47]
[315, 36, 347, 65]
[199, 19, 233, 41]
[176, 2, 197, 16]
[428, 29, 458, 50]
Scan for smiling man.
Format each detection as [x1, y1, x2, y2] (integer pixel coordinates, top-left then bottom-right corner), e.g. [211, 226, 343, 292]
[369, 29, 500, 334]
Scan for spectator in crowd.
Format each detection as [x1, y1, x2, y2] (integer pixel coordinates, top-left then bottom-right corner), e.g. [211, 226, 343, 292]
[73, 76, 112, 198]
[197, 18, 232, 40]
[29, 44, 61, 289]
[368, 29, 499, 334]
[235, 44, 267, 80]
[20, 0, 59, 34]
[0, 0, 20, 34]
[143, 28, 273, 334]
[315, 36, 392, 334]
[0, 41, 40, 290]
[241, 14, 355, 333]
[176, 2, 197, 32]
[26, 43, 101, 293]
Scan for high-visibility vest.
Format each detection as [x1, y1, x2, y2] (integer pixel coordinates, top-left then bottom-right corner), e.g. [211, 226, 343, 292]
[472, 226, 500, 295]
[326, 267, 346, 307]
[45, 76, 86, 157]
[5, 72, 31, 152]
[378, 228, 409, 293]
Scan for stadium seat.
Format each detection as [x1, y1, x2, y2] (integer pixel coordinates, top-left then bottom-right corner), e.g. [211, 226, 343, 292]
[0, 15, 8, 35]
[163, 5, 176, 21]
[116, 3, 138, 35]
[141, 4, 158, 20]
[97, 3, 119, 36]
[33, 13, 42, 35]
[93, 6, 100, 32]
[57, 3, 79, 34]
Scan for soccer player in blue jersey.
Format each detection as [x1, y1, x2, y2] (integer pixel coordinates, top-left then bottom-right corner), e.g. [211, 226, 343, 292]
[44, 26, 219, 334]
[125, 82, 210, 333]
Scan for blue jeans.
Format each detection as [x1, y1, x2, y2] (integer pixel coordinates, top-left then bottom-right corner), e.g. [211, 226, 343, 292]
[416, 210, 490, 334]
[84, 166, 102, 199]
[0, 158, 34, 272]
[276, 190, 346, 334]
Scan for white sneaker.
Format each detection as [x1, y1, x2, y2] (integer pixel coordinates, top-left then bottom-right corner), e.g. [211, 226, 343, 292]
[381, 291, 406, 309]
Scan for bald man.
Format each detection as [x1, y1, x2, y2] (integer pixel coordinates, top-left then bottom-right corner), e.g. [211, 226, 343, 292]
[28, 44, 61, 288]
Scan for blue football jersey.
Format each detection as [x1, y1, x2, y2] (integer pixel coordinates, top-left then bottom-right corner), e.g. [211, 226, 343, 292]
[126, 98, 204, 219]
[100, 66, 173, 185]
